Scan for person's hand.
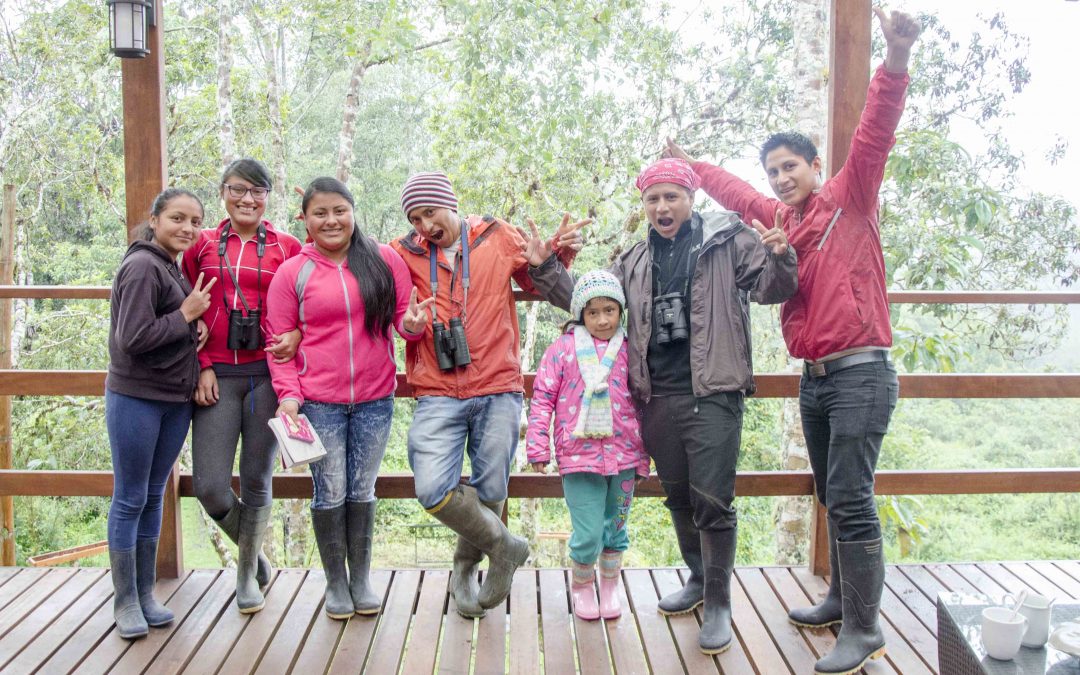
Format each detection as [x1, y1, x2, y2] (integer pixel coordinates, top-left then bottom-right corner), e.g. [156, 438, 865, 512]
[293, 185, 305, 221]
[180, 273, 217, 323]
[265, 328, 301, 363]
[196, 319, 209, 351]
[520, 215, 589, 267]
[875, 7, 921, 72]
[751, 209, 789, 256]
[663, 137, 694, 163]
[551, 212, 591, 253]
[276, 400, 300, 428]
[194, 367, 219, 406]
[529, 462, 549, 473]
[402, 287, 436, 335]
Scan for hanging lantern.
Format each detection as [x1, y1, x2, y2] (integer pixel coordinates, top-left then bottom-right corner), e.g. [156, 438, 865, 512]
[108, 0, 155, 59]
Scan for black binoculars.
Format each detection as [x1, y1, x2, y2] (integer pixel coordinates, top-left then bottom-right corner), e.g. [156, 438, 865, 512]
[653, 292, 688, 345]
[226, 309, 264, 351]
[433, 317, 471, 371]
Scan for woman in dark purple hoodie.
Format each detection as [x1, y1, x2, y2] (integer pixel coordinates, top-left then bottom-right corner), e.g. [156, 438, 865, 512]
[105, 188, 216, 639]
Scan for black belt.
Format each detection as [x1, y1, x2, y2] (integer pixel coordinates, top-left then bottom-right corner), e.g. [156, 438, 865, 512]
[804, 350, 890, 379]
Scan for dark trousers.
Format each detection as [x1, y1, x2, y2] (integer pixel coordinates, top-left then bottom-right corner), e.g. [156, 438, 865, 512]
[800, 360, 899, 542]
[106, 389, 193, 550]
[641, 392, 743, 532]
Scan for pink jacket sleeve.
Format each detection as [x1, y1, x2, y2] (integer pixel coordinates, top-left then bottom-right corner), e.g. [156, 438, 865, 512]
[180, 235, 215, 370]
[830, 65, 909, 216]
[382, 245, 424, 342]
[525, 341, 563, 465]
[265, 263, 304, 406]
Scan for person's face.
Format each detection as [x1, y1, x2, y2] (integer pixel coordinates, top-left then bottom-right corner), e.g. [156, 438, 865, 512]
[304, 192, 355, 256]
[763, 146, 822, 208]
[150, 196, 203, 257]
[642, 183, 693, 240]
[221, 175, 268, 229]
[408, 206, 461, 248]
[582, 297, 621, 341]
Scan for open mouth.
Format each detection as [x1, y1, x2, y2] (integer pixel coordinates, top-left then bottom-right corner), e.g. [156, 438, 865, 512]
[657, 217, 675, 228]
[428, 229, 444, 242]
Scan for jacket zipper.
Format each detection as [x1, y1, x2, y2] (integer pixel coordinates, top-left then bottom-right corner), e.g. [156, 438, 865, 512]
[336, 264, 356, 403]
[816, 208, 843, 251]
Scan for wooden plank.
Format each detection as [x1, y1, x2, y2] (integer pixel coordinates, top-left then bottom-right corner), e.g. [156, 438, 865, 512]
[288, 570, 350, 674]
[0, 285, 111, 299]
[926, 563, 982, 596]
[1026, 561, 1080, 600]
[358, 569, 420, 674]
[828, 0, 871, 177]
[947, 563, 1011, 597]
[737, 567, 818, 672]
[253, 569, 327, 675]
[143, 568, 236, 675]
[401, 570, 450, 675]
[473, 571, 507, 675]
[44, 572, 185, 674]
[687, 567, 756, 675]
[883, 566, 938, 633]
[27, 540, 108, 567]
[651, 569, 720, 674]
[763, 567, 835, 659]
[216, 568, 305, 673]
[876, 581, 939, 671]
[0, 568, 42, 613]
[183, 570, 271, 675]
[809, 501, 830, 576]
[0, 567, 75, 633]
[0, 566, 19, 590]
[0, 568, 104, 667]
[604, 571, 650, 675]
[1000, 562, 1073, 600]
[725, 568, 789, 674]
[1053, 560, 1080, 585]
[0, 570, 112, 673]
[98, 569, 218, 674]
[508, 569, 540, 675]
[621, 569, 685, 674]
[436, 598, 475, 674]
[974, 562, 1035, 598]
[537, 568, 575, 675]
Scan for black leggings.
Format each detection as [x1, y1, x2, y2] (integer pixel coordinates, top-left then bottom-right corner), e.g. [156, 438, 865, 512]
[191, 374, 279, 517]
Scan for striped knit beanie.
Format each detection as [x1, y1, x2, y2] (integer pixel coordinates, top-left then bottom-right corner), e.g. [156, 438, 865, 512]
[570, 270, 625, 321]
[400, 171, 458, 217]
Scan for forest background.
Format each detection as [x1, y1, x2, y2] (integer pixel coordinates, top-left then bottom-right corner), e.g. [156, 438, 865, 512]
[1, 0, 1078, 572]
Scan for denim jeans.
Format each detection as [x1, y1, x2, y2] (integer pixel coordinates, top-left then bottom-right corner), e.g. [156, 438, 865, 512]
[800, 360, 899, 542]
[562, 468, 637, 565]
[302, 397, 394, 510]
[407, 393, 523, 509]
[641, 392, 743, 532]
[106, 389, 193, 550]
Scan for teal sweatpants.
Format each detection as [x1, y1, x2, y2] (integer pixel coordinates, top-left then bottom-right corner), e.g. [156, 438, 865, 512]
[561, 468, 637, 565]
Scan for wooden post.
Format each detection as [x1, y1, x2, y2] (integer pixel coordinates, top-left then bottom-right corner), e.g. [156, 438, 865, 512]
[0, 185, 15, 566]
[119, 2, 182, 578]
[809, 0, 873, 577]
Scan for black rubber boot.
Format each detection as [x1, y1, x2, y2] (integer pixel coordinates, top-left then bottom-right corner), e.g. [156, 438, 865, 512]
[658, 509, 704, 615]
[450, 498, 503, 619]
[311, 506, 355, 619]
[346, 500, 382, 615]
[699, 527, 736, 654]
[134, 538, 174, 627]
[236, 502, 271, 613]
[790, 515, 842, 628]
[814, 538, 887, 674]
[428, 485, 529, 610]
[110, 548, 149, 639]
[212, 499, 272, 589]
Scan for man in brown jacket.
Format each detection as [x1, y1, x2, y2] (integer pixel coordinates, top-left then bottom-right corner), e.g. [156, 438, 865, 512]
[525, 158, 797, 654]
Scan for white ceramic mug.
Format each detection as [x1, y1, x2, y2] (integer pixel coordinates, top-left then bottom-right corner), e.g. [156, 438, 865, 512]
[982, 606, 1028, 660]
[1004, 592, 1056, 648]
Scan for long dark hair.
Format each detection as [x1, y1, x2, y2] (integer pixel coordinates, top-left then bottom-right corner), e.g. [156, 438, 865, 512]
[302, 177, 395, 337]
[140, 188, 204, 241]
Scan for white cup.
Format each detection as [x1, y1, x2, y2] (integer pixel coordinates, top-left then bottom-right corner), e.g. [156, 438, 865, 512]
[1004, 592, 1056, 648]
[982, 606, 1028, 660]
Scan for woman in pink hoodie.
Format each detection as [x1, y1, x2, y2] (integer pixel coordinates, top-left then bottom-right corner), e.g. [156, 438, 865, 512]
[266, 177, 429, 619]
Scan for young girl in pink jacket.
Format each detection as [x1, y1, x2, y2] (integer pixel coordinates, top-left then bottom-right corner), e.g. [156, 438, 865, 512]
[266, 177, 430, 619]
[527, 270, 649, 621]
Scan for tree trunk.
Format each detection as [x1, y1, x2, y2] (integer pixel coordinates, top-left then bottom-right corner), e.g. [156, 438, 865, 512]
[246, 8, 288, 228]
[335, 56, 371, 184]
[774, 0, 829, 566]
[216, 0, 235, 172]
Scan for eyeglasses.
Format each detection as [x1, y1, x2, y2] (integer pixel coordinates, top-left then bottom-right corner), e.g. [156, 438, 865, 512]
[223, 184, 270, 200]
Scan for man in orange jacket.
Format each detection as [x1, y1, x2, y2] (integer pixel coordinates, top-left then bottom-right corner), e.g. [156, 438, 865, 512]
[391, 171, 586, 618]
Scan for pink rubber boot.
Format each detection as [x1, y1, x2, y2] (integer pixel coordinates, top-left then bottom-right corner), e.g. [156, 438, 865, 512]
[571, 562, 600, 620]
[599, 550, 623, 619]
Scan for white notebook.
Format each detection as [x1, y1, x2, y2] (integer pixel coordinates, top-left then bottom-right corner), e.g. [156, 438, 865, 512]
[267, 413, 327, 469]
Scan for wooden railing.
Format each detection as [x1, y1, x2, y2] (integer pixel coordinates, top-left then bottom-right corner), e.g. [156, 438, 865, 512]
[0, 285, 1079, 577]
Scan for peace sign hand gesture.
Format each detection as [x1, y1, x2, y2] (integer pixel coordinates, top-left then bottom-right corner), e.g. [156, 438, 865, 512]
[520, 214, 591, 267]
[402, 287, 435, 335]
[180, 273, 218, 323]
[751, 210, 789, 256]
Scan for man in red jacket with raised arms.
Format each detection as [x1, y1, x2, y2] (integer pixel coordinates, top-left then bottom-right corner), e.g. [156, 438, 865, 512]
[667, 8, 920, 673]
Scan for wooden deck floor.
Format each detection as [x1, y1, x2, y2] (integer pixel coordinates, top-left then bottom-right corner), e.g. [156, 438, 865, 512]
[1, 561, 1079, 674]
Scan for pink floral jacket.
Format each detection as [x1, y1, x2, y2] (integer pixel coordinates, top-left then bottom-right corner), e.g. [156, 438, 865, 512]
[526, 332, 649, 477]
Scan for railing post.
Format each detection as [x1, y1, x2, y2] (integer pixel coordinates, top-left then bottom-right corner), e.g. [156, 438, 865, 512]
[808, 500, 830, 576]
[156, 466, 183, 578]
[0, 185, 16, 566]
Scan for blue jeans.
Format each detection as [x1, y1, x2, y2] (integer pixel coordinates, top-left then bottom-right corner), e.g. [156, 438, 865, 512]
[800, 360, 899, 542]
[407, 393, 523, 509]
[302, 397, 394, 510]
[562, 469, 637, 565]
[106, 389, 193, 550]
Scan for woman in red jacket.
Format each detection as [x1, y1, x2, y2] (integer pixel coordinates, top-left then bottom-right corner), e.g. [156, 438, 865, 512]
[181, 159, 302, 614]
